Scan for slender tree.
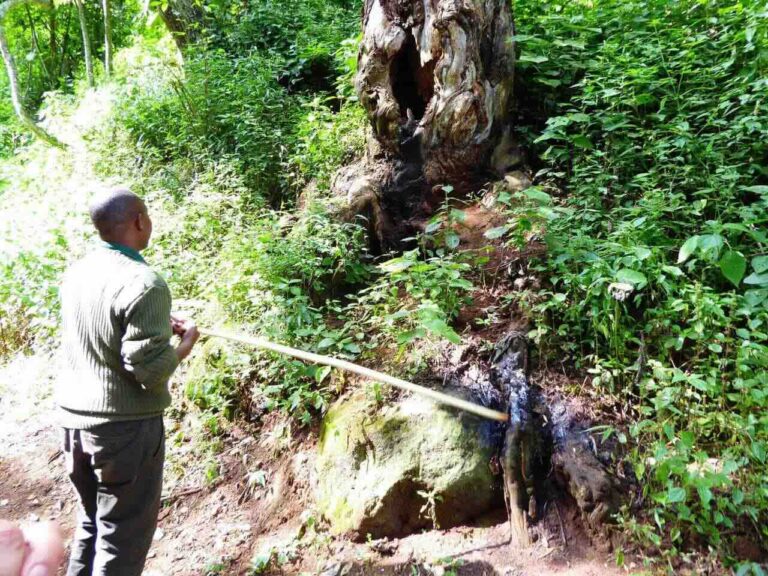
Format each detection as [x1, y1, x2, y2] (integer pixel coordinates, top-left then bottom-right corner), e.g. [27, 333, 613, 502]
[101, 0, 110, 77]
[24, 3, 52, 86]
[0, 0, 65, 147]
[73, 0, 92, 86]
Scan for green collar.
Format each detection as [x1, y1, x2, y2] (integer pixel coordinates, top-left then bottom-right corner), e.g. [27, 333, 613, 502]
[100, 241, 147, 264]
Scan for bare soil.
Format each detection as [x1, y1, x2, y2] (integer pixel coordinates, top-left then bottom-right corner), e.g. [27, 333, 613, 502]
[0, 351, 627, 576]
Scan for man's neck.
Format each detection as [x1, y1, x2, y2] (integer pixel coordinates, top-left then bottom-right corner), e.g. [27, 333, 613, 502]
[100, 240, 146, 264]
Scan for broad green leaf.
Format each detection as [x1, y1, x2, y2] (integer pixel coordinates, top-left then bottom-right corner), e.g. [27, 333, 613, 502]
[379, 257, 413, 273]
[569, 113, 591, 123]
[742, 185, 768, 195]
[496, 191, 512, 204]
[421, 318, 461, 344]
[518, 53, 549, 64]
[444, 231, 460, 250]
[662, 265, 684, 277]
[698, 486, 713, 507]
[523, 187, 552, 204]
[316, 337, 336, 349]
[744, 289, 768, 308]
[752, 256, 768, 274]
[396, 329, 426, 344]
[315, 365, 332, 384]
[635, 246, 652, 261]
[719, 251, 746, 287]
[343, 343, 361, 354]
[678, 236, 699, 263]
[553, 39, 586, 49]
[508, 34, 537, 43]
[616, 268, 647, 287]
[571, 135, 593, 149]
[744, 272, 768, 286]
[484, 226, 508, 240]
[667, 486, 686, 503]
[751, 442, 766, 463]
[425, 220, 442, 234]
[698, 234, 724, 258]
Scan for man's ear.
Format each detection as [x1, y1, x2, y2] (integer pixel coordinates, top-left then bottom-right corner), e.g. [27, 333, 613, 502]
[135, 211, 147, 231]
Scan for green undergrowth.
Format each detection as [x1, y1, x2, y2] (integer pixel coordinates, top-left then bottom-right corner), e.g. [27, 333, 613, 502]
[509, 0, 768, 569]
[0, 8, 468, 429]
[3, 0, 765, 568]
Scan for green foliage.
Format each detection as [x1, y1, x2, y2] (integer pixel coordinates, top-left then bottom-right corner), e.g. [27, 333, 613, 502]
[353, 249, 473, 348]
[0, 75, 25, 157]
[286, 96, 366, 194]
[0, 0, 141, 114]
[213, 209, 371, 323]
[513, 0, 768, 564]
[185, 340, 251, 418]
[114, 47, 299, 197]
[208, 209, 371, 423]
[0, 228, 68, 359]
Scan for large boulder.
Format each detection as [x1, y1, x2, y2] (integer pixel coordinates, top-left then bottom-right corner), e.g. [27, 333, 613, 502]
[315, 390, 502, 540]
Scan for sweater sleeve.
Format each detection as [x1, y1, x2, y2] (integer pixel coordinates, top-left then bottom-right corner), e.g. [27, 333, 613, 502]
[121, 283, 179, 391]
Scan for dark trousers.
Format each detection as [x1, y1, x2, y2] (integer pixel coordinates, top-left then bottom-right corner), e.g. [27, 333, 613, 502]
[63, 417, 165, 576]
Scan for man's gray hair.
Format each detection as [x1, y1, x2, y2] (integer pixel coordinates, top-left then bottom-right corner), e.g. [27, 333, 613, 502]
[89, 188, 146, 238]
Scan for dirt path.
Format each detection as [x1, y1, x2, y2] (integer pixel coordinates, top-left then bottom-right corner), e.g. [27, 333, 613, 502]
[0, 351, 624, 576]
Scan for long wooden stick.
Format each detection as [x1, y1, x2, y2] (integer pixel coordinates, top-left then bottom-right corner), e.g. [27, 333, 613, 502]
[199, 328, 509, 423]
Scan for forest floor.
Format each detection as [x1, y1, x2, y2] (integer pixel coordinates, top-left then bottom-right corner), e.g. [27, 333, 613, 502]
[0, 350, 628, 576]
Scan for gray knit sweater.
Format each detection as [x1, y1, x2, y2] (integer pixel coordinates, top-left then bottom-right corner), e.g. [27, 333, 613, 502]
[57, 242, 179, 429]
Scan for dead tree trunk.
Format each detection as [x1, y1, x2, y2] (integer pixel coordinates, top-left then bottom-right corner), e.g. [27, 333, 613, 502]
[74, 0, 93, 86]
[332, 0, 515, 249]
[0, 0, 65, 147]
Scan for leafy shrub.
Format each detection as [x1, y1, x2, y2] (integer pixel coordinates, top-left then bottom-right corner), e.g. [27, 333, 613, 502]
[352, 249, 474, 348]
[114, 47, 299, 198]
[0, 81, 26, 158]
[283, 31, 366, 195]
[208, 209, 371, 422]
[185, 339, 252, 418]
[513, 0, 768, 565]
[286, 97, 366, 194]
[0, 228, 68, 359]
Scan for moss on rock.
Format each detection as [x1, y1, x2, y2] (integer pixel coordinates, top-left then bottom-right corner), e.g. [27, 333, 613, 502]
[316, 390, 502, 539]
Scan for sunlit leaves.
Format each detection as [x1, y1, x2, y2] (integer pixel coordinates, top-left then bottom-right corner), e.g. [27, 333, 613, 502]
[719, 251, 746, 287]
[514, 0, 768, 561]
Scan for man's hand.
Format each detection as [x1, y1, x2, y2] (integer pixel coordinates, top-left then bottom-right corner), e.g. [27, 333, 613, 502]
[174, 318, 200, 362]
[170, 315, 186, 337]
[0, 520, 64, 576]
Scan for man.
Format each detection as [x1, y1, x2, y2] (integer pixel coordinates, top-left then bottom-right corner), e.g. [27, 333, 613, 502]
[57, 188, 199, 576]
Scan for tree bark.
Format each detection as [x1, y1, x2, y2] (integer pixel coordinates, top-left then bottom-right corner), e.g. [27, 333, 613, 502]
[356, 0, 515, 184]
[332, 0, 516, 249]
[101, 0, 110, 77]
[0, 0, 65, 147]
[74, 0, 93, 86]
[157, 0, 202, 50]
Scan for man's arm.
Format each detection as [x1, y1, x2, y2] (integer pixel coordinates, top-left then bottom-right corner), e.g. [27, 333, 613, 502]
[173, 318, 199, 362]
[122, 284, 194, 390]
